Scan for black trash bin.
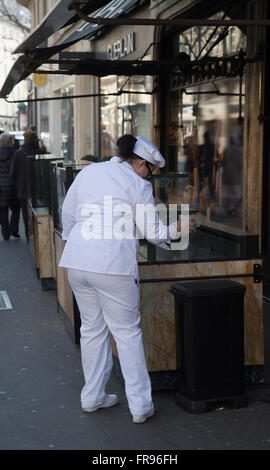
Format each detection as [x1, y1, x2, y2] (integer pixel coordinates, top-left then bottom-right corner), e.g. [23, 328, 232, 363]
[170, 279, 247, 413]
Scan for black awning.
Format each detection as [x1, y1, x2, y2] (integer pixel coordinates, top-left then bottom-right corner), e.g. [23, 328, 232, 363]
[31, 0, 142, 58]
[1, 0, 261, 99]
[0, 49, 162, 99]
[0, 0, 145, 98]
[14, 0, 112, 54]
[1, 47, 258, 99]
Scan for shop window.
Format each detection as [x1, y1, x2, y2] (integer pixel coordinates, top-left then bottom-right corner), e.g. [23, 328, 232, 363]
[166, 13, 247, 230]
[167, 76, 245, 229]
[138, 10, 259, 264]
[100, 75, 118, 158]
[178, 11, 246, 60]
[100, 74, 152, 158]
[117, 76, 152, 139]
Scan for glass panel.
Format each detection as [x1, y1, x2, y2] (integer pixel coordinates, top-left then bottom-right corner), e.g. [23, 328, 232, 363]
[138, 241, 148, 262]
[49, 161, 62, 224]
[155, 73, 252, 263]
[40, 101, 50, 152]
[153, 173, 198, 211]
[70, 163, 88, 178]
[100, 76, 118, 158]
[168, 77, 244, 229]
[51, 163, 87, 231]
[117, 75, 152, 139]
[178, 11, 247, 60]
[54, 166, 67, 231]
[100, 73, 153, 158]
[42, 155, 63, 212]
[61, 87, 74, 161]
[138, 12, 259, 264]
[26, 155, 64, 209]
[26, 155, 46, 208]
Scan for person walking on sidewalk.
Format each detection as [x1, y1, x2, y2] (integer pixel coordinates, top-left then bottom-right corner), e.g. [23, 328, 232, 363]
[11, 144, 29, 241]
[21, 130, 46, 155]
[0, 132, 21, 240]
[59, 135, 195, 424]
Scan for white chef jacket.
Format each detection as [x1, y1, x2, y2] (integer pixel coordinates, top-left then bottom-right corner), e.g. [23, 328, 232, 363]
[59, 157, 180, 277]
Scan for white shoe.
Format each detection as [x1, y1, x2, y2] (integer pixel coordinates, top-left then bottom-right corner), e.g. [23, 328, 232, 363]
[82, 394, 118, 413]
[132, 408, 154, 424]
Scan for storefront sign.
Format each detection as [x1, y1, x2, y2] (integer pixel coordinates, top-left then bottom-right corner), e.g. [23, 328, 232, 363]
[107, 33, 135, 60]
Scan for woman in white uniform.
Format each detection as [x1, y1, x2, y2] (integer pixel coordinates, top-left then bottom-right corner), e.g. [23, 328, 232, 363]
[59, 135, 193, 424]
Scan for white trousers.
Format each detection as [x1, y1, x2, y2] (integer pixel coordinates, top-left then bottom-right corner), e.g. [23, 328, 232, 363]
[67, 268, 153, 416]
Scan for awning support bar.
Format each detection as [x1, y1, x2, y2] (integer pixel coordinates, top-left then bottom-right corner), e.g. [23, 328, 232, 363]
[4, 89, 157, 104]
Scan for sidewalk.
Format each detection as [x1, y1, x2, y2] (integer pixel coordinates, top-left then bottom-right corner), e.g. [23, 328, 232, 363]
[0, 221, 270, 451]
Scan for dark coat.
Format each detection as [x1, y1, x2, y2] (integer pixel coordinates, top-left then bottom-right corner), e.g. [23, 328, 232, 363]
[21, 143, 45, 155]
[11, 149, 28, 200]
[0, 147, 17, 207]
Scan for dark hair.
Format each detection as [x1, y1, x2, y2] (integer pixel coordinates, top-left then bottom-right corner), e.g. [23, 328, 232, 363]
[116, 134, 139, 161]
[23, 130, 39, 145]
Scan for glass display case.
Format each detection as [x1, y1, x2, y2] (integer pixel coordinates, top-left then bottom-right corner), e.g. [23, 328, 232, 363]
[26, 154, 63, 208]
[152, 172, 198, 210]
[50, 161, 88, 232]
[138, 171, 259, 264]
[42, 159, 259, 263]
[141, 10, 259, 266]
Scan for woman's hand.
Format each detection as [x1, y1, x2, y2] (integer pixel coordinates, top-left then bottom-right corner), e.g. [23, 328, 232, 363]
[177, 217, 198, 233]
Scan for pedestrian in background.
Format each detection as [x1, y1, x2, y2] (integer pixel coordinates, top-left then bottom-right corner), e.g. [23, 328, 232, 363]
[22, 130, 46, 155]
[0, 132, 20, 240]
[11, 143, 29, 241]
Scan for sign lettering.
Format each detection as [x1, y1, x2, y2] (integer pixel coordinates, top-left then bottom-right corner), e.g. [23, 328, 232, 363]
[107, 33, 135, 60]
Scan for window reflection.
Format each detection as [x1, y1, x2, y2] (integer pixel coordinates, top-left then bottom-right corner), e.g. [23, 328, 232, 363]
[61, 87, 74, 161]
[40, 101, 50, 151]
[137, 10, 257, 264]
[100, 73, 152, 158]
[178, 11, 246, 60]
[166, 15, 247, 230]
[169, 77, 244, 229]
[100, 75, 117, 157]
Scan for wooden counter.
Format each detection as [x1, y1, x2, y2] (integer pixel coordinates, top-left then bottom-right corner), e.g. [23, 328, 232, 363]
[54, 230, 81, 344]
[27, 201, 56, 289]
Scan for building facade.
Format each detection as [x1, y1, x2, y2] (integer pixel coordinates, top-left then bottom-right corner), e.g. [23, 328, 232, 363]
[15, 0, 270, 387]
[0, 15, 28, 131]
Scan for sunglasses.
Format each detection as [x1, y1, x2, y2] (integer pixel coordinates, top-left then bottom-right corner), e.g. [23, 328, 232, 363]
[145, 161, 153, 180]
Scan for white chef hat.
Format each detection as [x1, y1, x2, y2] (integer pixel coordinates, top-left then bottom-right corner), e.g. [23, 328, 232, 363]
[133, 136, 165, 168]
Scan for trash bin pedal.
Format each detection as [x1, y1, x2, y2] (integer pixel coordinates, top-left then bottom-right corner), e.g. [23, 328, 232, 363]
[176, 392, 247, 413]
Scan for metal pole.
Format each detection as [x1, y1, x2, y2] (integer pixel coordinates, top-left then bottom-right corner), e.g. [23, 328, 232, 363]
[5, 89, 156, 104]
